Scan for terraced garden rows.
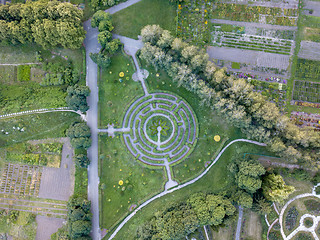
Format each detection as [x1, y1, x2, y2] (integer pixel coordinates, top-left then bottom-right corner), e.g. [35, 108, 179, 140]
[0, 163, 42, 197]
[212, 31, 293, 55]
[293, 80, 320, 104]
[122, 92, 198, 167]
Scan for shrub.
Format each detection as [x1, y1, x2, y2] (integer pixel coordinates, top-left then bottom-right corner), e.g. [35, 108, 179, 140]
[17, 65, 31, 82]
[304, 218, 313, 228]
[304, 199, 320, 214]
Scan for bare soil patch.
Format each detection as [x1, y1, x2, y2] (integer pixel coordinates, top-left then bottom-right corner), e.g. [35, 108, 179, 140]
[298, 41, 320, 61]
[35, 215, 65, 240]
[38, 138, 74, 201]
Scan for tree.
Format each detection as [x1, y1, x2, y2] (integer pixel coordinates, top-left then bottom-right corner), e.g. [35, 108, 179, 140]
[232, 190, 253, 209]
[262, 174, 295, 203]
[97, 30, 112, 48]
[74, 154, 90, 168]
[90, 52, 111, 68]
[70, 220, 91, 238]
[253, 198, 272, 215]
[66, 85, 90, 112]
[91, 10, 112, 28]
[66, 123, 92, 149]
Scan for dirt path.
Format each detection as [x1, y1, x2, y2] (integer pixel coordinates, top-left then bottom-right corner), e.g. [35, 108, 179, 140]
[211, 19, 298, 31]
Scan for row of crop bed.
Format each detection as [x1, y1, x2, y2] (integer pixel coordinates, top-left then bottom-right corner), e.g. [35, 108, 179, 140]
[212, 3, 298, 26]
[212, 31, 292, 54]
[296, 58, 320, 81]
[293, 80, 320, 103]
[177, 0, 212, 46]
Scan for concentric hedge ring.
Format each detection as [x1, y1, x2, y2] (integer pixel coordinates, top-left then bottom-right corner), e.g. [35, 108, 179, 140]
[122, 92, 198, 166]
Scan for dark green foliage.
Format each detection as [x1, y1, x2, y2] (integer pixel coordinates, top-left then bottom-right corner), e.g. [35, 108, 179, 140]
[295, 232, 313, 240]
[17, 65, 31, 82]
[232, 190, 253, 208]
[41, 61, 79, 86]
[90, 52, 111, 68]
[304, 218, 313, 228]
[136, 193, 235, 240]
[90, 10, 120, 67]
[296, 58, 320, 81]
[74, 154, 90, 168]
[312, 172, 320, 185]
[253, 197, 272, 215]
[66, 122, 92, 149]
[0, 1, 85, 49]
[304, 199, 320, 215]
[66, 84, 90, 112]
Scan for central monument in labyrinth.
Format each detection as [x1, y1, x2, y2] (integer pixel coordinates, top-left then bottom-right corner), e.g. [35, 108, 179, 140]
[122, 92, 198, 167]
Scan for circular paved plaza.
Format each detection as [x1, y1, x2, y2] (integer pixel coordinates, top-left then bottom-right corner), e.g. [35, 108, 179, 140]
[122, 92, 198, 166]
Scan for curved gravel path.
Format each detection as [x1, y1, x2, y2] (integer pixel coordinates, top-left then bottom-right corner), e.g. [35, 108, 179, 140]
[108, 139, 266, 239]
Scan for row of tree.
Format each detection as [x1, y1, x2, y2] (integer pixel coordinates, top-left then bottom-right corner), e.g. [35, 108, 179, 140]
[51, 197, 92, 240]
[136, 192, 235, 240]
[0, 1, 85, 49]
[90, 11, 121, 68]
[67, 122, 92, 150]
[139, 25, 320, 169]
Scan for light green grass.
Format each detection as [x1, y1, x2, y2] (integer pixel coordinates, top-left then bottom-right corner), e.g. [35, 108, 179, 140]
[107, 142, 269, 239]
[0, 112, 80, 147]
[98, 51, 141, 128]
[99, 135, 165, 230]
[112, 0, 177, 39]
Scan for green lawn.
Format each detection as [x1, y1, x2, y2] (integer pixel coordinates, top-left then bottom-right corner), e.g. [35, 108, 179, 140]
[0, 112, 80, 147]
[112, 0, 177, 39]
[98, 51, 142, 128]
[107, 141, 269, 239]
[99, 135, 165, 231]
[99, 49, 272, 236]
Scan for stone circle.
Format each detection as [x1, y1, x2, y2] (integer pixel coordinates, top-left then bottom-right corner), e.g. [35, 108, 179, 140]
[122, 92, 198, 166]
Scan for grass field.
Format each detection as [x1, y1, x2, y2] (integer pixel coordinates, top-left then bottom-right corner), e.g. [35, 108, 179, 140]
[112, 0, 177, 39]
[98, 51, 141, 128]
[107, 141, 270, 239]
[99, 134, 165, 230]
[0, 112, 80, 147]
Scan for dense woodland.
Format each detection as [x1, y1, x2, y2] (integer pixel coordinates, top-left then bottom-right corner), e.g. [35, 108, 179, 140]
[139, 25, 320, 169]
[0, 0, 85, 49]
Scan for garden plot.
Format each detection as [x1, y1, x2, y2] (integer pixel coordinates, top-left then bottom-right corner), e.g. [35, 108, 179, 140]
[0, 163, 42, 197]
[207, 46, 290, 69]
[212, 3, 298, 26]
[293, 80, 320, 103]
[219, 0, 299, 9]
[296, 58, 320, 81]
[177, 0, 212, 45]
[298, 41, 320, 61]
[302, 1, 320, 17]
[211, 30, 294, 55]
[290, 111, 320, 130]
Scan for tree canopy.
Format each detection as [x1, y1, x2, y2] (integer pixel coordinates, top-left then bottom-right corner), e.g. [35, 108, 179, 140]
[0, 1, 85, 49]
[139, 25, 320, 169]
[66, 122, 92, 149]
[66, 84, 90, 112]
[136, 193, 235, 240]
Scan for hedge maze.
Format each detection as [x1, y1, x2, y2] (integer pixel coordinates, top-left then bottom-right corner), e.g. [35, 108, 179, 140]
[122, 92, 198, 167]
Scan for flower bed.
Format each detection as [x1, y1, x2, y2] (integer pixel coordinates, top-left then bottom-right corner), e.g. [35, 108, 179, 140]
[177, 0, 212, 46]
[285, 206, 299, 231]
[212, 3, 298, 26]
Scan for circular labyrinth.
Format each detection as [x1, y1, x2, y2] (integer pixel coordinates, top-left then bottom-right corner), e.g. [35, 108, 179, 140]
[122, 92, 198, 166]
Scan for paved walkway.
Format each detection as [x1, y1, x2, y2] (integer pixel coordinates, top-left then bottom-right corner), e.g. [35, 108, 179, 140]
[210, 19, 298, 31]
[0, 107, 86, 121]
[83, 1, 143, 239]
[235, 206, 243, 240]
[108, 139, 266, 239]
